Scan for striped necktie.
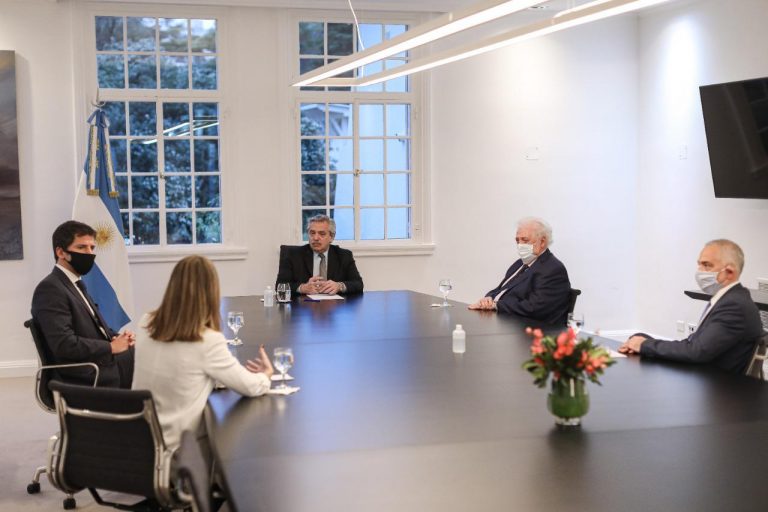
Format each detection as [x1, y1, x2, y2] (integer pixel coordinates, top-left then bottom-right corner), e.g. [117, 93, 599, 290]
[319, 253, 327, 279]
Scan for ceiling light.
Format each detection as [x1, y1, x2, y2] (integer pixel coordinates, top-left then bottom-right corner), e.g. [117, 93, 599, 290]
[312, 0, 671, 88]
[292, 0, 548, 87]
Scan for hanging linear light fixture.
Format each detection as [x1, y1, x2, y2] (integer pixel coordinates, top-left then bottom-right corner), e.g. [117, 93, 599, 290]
[292, 0, 549, 87]
[299, 0, 671, 89]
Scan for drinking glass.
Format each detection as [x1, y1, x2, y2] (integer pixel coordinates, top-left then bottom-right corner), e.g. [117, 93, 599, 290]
[568, 312, 585, 334]
[227, 311, 244, 346]
[273, 347, 294, 389]
[438, 278, 453, 307]
[276, 283, 291, 303]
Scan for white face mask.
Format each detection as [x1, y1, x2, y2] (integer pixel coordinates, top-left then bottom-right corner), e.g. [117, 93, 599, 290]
[695, 269, 724, 295]
[517, 243, 535, 264]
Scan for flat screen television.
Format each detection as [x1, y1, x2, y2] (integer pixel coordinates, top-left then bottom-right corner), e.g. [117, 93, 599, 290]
[699, 76, 768, 199]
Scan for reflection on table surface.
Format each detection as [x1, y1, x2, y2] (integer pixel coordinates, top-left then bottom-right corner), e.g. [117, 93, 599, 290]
[209, 290, 768, 512]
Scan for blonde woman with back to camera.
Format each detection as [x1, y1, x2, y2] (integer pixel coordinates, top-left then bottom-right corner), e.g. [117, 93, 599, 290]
[132, 255, 273, 451]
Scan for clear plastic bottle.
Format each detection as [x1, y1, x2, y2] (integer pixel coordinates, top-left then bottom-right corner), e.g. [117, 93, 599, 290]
[264, 285, 275, 307]
[452, 324, 466, 354]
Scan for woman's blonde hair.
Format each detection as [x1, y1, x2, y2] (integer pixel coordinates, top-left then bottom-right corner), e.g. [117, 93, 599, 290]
[147, 255, 221, 341]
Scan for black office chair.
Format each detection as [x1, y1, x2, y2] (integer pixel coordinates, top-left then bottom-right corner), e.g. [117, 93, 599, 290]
[175, 430, 213, 512]
[25, 318, 99, 510]
[46, 380, 187, 511]
[567, 288, 582, 316]
[745, 332, 768, 380]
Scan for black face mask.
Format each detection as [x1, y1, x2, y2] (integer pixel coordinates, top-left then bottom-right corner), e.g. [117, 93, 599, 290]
[65, 250, 96, 276]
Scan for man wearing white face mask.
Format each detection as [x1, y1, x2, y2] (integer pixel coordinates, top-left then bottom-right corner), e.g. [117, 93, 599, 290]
[469, 217, 571, 325]
[619, 239, 763, 374]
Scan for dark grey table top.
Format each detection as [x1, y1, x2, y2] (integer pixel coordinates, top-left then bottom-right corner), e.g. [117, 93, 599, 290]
[209, 291, 768, 512]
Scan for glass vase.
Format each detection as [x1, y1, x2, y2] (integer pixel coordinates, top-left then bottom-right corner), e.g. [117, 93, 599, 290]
[547, 378, 590, 427]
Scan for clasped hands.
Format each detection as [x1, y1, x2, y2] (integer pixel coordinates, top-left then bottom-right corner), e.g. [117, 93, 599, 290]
[300, 276, 342, 295]
[617, 335, 646, 355]
[468, 297, 496, 311]
[110, 330, 136, 354]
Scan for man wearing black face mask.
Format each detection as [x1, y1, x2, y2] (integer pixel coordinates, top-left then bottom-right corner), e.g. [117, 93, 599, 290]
[31, 220, 135, 388]
[619, 239, 763, 374]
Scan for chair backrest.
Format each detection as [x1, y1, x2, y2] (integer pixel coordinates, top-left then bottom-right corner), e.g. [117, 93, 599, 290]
[48, 380, 179, 507]
[567, 288, 582, 316]
[279, 244, 302, 260]
[26, 318, 58, 412]
[176, 430, 212, 512]
[745, 332, 768, 380]
[26, 318, 100, 413]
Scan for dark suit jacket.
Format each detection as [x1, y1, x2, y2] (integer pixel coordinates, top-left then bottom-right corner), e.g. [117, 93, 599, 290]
[276, 244, 364, 294]
[31, 266, 122, 387]
[485, 249, 571, 325]
[639, 283, 764, 374]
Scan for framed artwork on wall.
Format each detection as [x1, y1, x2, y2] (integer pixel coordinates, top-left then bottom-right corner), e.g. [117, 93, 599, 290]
[0, 50, 22, 260]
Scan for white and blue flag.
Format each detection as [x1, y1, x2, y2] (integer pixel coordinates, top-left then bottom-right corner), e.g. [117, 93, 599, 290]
[72, 108, 133, 330]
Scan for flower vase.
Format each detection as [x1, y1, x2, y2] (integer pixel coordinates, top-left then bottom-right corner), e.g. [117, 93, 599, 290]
[547, 378, 589, 427]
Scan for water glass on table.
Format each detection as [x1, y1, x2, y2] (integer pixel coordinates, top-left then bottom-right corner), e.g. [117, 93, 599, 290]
[227, 311, 244, 346]
[276, 283, 291, 303]
[273, 347, 294, 389]
[439, 278, 453, 307]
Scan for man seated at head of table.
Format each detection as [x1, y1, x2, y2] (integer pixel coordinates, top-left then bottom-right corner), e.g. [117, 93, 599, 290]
[619, 239, 763, 374]
[276, 214, 364, 296]
[469, 217, 571, 325]
[132, 255, 273, 452]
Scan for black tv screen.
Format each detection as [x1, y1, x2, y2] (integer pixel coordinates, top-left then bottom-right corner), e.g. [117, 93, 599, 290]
[699, 76, 768, 199]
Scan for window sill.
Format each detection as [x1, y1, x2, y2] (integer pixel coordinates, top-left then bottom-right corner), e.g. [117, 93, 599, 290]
[128, 245, 249, 264]
[336, 242, 435, 258]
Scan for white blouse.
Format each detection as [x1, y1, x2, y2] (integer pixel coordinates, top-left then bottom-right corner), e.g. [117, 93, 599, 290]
[132, 314, 271, 450]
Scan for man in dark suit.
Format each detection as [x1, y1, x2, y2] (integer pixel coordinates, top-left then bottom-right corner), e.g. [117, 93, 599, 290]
[31, 220, 134, 388]
[619, 239, 764, 374]
[277, 214, 363, 295]
[469, 217, 571, 325]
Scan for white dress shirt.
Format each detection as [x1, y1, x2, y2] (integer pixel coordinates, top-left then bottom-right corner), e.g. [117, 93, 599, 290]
[55, 263, 108, 338]
[132, 314, 271, 449]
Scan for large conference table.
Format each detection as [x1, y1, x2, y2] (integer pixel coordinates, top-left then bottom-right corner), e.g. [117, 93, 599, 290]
[208, 291, 768, 512]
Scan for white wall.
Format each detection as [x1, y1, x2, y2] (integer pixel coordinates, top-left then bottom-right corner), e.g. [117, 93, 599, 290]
[0, 0, 80, 373]
[2, 0, 768, 376]
[635, 0, 768, 338]
[425, 16, 640, 333]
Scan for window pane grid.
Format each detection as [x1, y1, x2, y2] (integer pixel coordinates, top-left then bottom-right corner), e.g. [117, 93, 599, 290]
[106, 95, 221, 245]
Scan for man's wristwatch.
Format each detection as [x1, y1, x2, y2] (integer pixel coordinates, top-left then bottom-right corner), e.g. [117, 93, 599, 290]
[338, 282, 347, 293]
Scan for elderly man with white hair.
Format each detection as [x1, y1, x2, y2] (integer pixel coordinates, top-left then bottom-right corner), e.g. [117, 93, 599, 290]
[619, 239, 763, 374]
[469, 217, 571, 325]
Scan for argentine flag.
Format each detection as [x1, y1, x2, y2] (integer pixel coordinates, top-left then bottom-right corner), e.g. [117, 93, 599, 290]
[72, 108, 133, 331]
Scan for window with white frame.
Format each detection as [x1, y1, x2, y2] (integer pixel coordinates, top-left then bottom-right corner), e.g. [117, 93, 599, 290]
[94, 15, 222, 246]
[297, 20, 418, 242]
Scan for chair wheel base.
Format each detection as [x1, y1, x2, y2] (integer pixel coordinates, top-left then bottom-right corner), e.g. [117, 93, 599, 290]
[63, 497, 76, 510]
[27, 482, 41, 494]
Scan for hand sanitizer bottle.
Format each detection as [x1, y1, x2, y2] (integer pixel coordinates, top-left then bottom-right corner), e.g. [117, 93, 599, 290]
[452, 324, 466, 354]
[264, 285, 275, 307]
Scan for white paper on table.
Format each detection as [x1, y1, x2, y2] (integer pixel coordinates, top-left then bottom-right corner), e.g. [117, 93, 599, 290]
[271, 373, 295, 381]
[307, 294, 345, 301]
[268, 386, 301, 395]
[604, 348, 627, 358]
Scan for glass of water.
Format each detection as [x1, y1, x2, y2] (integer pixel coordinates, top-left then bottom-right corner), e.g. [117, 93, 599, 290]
[276, 283, 291, 303]
[568, 312, 585, 334]
[273, 347, 294, 389]
[227, 311, 244, 346]
[438, 278, 453, 307]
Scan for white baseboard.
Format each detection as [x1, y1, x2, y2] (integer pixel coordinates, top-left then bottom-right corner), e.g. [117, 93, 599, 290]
[0, 360, 38, 378]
